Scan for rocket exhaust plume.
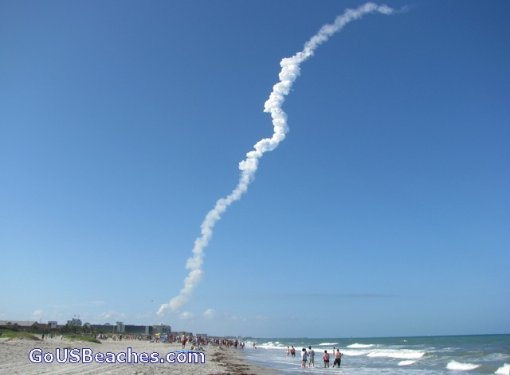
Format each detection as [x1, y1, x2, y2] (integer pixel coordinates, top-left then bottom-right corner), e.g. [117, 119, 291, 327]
[158, 2, 394, 315]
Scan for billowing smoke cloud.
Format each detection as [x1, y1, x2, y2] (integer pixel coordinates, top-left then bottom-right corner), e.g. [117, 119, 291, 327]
[158, 2, 394, 315]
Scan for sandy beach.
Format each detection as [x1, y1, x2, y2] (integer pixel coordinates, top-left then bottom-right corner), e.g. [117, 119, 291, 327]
[0, 336, 276, 375]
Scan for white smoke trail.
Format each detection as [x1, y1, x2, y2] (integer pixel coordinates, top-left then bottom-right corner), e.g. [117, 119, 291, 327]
[158, 2, 394, 315]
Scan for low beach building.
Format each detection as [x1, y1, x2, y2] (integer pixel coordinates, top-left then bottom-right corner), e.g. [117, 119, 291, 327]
[90, 323, 114, 333]
[0, 320, 44, 331]
[124, 325, 153, 335]
[152, 324, 171, 334]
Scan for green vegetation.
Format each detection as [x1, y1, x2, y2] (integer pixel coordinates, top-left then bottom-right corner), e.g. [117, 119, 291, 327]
[0, 327, 100, 344]
[0, 329, 40, 341]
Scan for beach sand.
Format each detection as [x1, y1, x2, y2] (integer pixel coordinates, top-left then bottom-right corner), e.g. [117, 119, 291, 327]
[0, 337, 276, 374]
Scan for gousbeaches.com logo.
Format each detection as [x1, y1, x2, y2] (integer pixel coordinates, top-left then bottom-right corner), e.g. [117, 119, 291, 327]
[28, 347, 206, 364]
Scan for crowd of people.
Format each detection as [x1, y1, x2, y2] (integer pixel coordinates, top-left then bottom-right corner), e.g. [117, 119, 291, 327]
[177, 335, 246, 350]
[88, 333, 346, 370]
[288, 345, 343, 368]
[89, 332, 247, 351]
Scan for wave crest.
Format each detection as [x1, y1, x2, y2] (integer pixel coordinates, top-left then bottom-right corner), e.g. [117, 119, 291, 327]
[348, 343, 374, 348]
[257, 341, 286, 350]
[398, 360, 416, 366]
[495, 363, 510, 375]
[367, 349, 425, 360]
[446, 361, 480, 371]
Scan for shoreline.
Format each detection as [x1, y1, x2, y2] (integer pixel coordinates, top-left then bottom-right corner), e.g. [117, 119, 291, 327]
[0, 337, 277, 374]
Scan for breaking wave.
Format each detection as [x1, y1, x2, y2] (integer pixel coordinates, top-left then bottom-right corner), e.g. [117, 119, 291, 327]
[348, 343, 374, 348]
[257, 341, 286, 350]
[495, 363, 510, 375]
[446, 360, 480, 371]
[367, 349, 425, 360]
[398, 360, 417, 366]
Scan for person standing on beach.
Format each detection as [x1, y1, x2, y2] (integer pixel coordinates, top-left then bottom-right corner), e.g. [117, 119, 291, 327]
[181, 335, 187, 349]
[308, 346, 315, 367]
[332, 348, 343, 368]
[323, 350, 330, 367]
[301, 348, 308, 368]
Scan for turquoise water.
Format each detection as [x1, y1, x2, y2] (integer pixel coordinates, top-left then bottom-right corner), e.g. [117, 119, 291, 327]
[242, 335, 510, 374]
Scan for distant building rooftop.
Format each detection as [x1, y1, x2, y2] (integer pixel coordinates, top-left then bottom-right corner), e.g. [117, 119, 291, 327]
[0, 320, 38, 327]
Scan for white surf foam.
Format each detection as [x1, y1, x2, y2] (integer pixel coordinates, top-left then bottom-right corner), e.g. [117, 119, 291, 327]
[367, 349, 425, 359]
[342, 349, 370, 356]
[257, 341, 286, 350]
[348, 343, 374, 348]
[319, 342, 338, 346]
[446, 360, 480, 371]
[495, 363, 510, 375]
[398, 360, 417, 366]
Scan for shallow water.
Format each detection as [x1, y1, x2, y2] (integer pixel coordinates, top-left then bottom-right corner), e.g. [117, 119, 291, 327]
[242, 335, 510, 374]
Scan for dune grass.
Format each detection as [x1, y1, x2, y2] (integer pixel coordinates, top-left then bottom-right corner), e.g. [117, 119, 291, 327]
[0, 330, 40, 341]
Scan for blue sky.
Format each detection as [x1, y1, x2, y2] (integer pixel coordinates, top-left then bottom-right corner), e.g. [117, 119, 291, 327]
[1, 0, 509, 338]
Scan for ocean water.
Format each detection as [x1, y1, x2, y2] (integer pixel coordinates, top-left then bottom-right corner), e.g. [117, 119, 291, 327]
[242, 335, 510, 374]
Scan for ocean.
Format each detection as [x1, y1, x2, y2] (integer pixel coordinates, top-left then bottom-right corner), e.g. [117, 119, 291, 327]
[242, 335, 510, 374]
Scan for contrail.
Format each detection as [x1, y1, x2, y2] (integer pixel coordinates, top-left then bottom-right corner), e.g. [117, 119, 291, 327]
[158, 2, 394, 315]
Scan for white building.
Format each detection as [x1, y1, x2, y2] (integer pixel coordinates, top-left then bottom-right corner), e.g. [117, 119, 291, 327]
[115, 321, 125, 333]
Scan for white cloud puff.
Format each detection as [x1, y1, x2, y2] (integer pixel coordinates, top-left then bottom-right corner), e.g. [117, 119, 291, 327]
[179, 311, 194, 320]
[203, 308, 215, 319]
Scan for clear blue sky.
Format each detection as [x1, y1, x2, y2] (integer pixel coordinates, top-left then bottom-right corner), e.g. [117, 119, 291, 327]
[1, 0, 509, 338]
